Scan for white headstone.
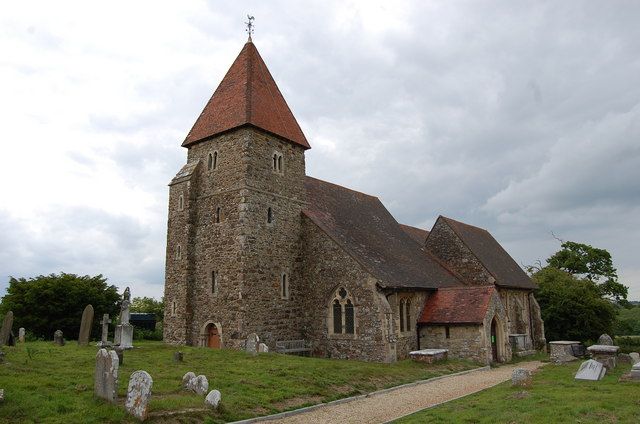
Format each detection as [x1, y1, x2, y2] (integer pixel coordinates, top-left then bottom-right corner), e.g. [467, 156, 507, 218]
[245, 333, 259, 355]
[125, 370, 153, 421]
[575, 359, 606, 381]
[18, 328, 25, 343]
[629, 352, 640, 364]
[182, 371, 195, 389]
[258, 343, 269, 353]
[205, 390, 221, 409]
[94, 348, 119, 402]
[191, 375, 209, 396]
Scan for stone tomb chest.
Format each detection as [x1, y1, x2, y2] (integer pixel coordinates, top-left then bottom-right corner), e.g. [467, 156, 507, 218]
[409, 349, 448, 364]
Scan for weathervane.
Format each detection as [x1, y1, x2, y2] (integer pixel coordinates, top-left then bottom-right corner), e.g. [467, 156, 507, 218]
[245, 15, 255, 41]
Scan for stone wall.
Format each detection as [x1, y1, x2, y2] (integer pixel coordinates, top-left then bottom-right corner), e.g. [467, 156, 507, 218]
[424, 219, 494, 286]
[498, 288, 535, 350]
[387, 291, 429, 360]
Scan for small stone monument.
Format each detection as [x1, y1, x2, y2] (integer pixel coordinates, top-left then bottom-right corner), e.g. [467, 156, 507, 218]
[173, 351, 184, 362]
[0, 350, 5, 363]
[245, 333, 259, 355]
[94, 348, 119, 403]
[587, 344, 619, 370]
[511, 368, 533, 387]
[115, 287, 134, 349]
[597, 334, 614, 346]
[182, 372, 196, 389]
[78, 304, 94, 346]
[205, 390, 221, 409]
[0, 388, 4, 402]
[125, 370, 153, 421]
[98, 314, 112, 348]
[575, 359, 606, 381]
[409, 349, 449, 363]
[629, 352, 640, 364]
[549, 341, 581, 363]
[185, 374, 209, 395]
[0, 311, 14, 347]
[18, 328, 25, 343]
[258, 343, 269, 353]
[630, 362, 640, 379]
[53, 330, 65, 346]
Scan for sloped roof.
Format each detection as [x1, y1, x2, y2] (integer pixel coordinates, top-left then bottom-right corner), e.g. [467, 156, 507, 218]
[419, 286, 496, 325]
[304, 177, 462, 289]
[399, 224, 429, 246]
[182, 41, 310, 149]
[169, 160, 200, 185]
[439, 216, 537, 289]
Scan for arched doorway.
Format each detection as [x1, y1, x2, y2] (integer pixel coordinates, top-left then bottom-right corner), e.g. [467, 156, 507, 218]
[206, 323, 221, 349]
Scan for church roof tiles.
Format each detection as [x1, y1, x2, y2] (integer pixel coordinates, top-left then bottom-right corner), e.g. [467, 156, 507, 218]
[418, 286, 497, 325]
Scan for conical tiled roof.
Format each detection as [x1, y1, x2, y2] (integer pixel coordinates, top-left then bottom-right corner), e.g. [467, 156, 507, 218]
[182, 41, 310, 149]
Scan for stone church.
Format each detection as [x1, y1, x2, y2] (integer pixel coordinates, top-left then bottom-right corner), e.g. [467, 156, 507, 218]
[163, 39, 546, 364]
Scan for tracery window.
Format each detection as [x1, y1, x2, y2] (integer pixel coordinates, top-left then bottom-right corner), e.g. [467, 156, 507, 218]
[330, 287, 355, 335]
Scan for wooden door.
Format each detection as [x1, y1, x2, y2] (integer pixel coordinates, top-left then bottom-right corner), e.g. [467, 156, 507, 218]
[491, 318, 498, 362]
[207, 325, 220, 349]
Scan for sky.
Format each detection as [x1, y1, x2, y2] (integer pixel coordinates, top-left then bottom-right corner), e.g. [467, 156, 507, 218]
[1, 1, 639, 300]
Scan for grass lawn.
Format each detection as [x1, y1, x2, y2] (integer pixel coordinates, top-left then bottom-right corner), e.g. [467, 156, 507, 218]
[395, 360, 640, 423]
[0, 340, 476, 423]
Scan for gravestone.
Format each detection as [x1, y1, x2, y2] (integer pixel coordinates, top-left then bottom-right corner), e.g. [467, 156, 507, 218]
[18, 328, 25, 343]
[182, 372, 196, 389]
[53, 330, 64, 346]
[78, 304, 94, 346]
[587, 344, 619, 370]
[0, 350, 5, 363]
[125, 370, 153, 421]
[258, 343, 269, 353]
[630, 362, 640, 379]
[0, 389, 4, 402]
[205, 390, 221, 409]
[185, 374, 209, 395]
[549, 341, 581, 363]
[115, 288, 134, 349]
[115, 347, 124, 365]
[98, 314, 112, 348]
[575, 359, 606, 381]
[629, 352, 640, 364]
[511, 368, 532, 387]
[597, 334, 614, 346]
[245, 333, 259, 355]
[173, 351, 184, 362]
[0, 311, 14, 347]
[94, 348, 119, 402]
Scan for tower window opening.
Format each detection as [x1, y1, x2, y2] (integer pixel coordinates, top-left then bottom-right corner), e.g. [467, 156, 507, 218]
[178, 194, 184, 211]
[213, 151, 218, 169]
[267, 207, 273, 224]
[215, 207, 221, 223]
[281, 273, 289, 299]
[175, 244, 182, 260]
[211, 270, 218, 294]
[207, 153, 213, 171]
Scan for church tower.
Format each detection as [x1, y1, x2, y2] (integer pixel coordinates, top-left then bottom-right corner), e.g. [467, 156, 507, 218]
[163, 39, 311, 349]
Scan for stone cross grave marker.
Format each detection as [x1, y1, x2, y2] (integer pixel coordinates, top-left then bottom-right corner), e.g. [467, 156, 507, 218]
[0, 311, 14, 347]
[18, 327, 25, 343]
[53, 330, 64, 346]
[575, 359, 606, 381]
[245, 333, 259, 355]
[125, 370, 153, 421]
[78, 304, 94, 346]
[94, 348, 119, 403]
[99, 314, 112, 347]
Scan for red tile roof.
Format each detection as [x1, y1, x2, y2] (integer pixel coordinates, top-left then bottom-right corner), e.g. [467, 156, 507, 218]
[438, 216, 537, 290]
[182, 41, 310, 149]
[304, 177, 462, 289]
[419, 286, 496, 325]
[399, 224, 429, 246]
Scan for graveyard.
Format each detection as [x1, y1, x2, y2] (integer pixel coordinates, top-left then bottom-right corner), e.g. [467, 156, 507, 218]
[0, 340, 476, 423]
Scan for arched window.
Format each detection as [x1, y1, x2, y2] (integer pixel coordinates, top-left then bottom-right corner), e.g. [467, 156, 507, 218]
[178, 194, 184, 211]
[278, 155, 283, 172]
[171, 300, 177, 317]
[215, 207, 221, 223]
[281, 273, 289, 299]
[272, 152, 283, 174]
[273, 154, 278, 171]
[406, 300, 411, 331]
[399, 299, 405, 332]
[267, 207, 273, 224]
[207, 153, 213, 171]
[175, 244, 182, 260]
[213, 151, 218, 169]
[330, 287, 355, 335]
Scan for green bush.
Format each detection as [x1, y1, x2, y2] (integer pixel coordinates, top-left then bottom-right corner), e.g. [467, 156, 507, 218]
[133, 327, 163, 341]
[615, 336, 640, 353]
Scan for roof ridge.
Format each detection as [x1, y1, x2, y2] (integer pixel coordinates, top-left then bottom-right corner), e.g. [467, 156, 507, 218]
[305, 176, 379, 200]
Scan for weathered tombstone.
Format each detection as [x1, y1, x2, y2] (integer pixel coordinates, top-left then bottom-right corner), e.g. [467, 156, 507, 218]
[98, 314, 112, 348]
[630, 362, 640, 379]
[258, 343, 269, 353]
[53, 330, 65, 346]
[115, 347, 124, 365]
[575, 359, 606, 381]
[173, 351, 184, 362]
[182, 371, 196, 389]
[205, 390, 221, 409]
[0, 388, 4, 402]
[0, 350, 5, 363]
[115, 288, 134, 349]
[597, 334, 614, 346]
[185, 374, 209, 395]
[245, 333, 259, 355]
[511, 368, 532, 387]
[18, 328, 25, 343]
[94, 348, 119, 403]
[587, 344, 619, 370]
[630, 352, 640, 364]
[78, 304, 94, 346]
[125, 370, 153, 421]
[0, 311, 14, 347]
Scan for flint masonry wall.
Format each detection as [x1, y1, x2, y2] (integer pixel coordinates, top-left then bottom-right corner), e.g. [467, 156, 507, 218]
[164, 127, 307, 349]
[387, 291, 429, 360]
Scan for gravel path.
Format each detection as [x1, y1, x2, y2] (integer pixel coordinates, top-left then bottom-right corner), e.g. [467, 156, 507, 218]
[261, 361, 544, 424]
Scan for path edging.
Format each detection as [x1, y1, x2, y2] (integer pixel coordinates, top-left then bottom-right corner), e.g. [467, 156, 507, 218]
[229, 365, 490, 424]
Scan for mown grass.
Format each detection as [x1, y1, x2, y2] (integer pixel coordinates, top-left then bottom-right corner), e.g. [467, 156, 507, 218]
[0, 341, 476, 423]
[395, 360, 640, 423]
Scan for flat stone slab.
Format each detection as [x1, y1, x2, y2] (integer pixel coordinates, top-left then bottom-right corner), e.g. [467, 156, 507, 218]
[587, 345, 619, 353]
[549, 341, 581, 345]
[409, 349, 448, 364]
[575, 359, 606, 381]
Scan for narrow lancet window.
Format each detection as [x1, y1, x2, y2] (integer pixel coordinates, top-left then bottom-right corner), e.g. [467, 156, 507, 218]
[333, 300, 342, 334]
[399, 300, 405, 332]
[406, 300, 411, 331]
[345, 300, 354, 334]
[281, 273, 289, 299]
[213, 151, 218, 169]
[208, 153, 213, 170]
[267, 207, 273, 224]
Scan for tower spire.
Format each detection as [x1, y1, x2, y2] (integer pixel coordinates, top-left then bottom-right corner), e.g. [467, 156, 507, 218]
[245, 15, 255, 42]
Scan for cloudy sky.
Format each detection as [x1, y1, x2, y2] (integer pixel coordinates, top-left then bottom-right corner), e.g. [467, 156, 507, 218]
[1, 1, 639, 300]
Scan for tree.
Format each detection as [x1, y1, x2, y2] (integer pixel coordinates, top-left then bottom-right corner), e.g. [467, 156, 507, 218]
[0, 273, 120, 340]
[533, 267, 617, 341]
[130, 296, 164, 322]
[547, 241, 628, 302]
